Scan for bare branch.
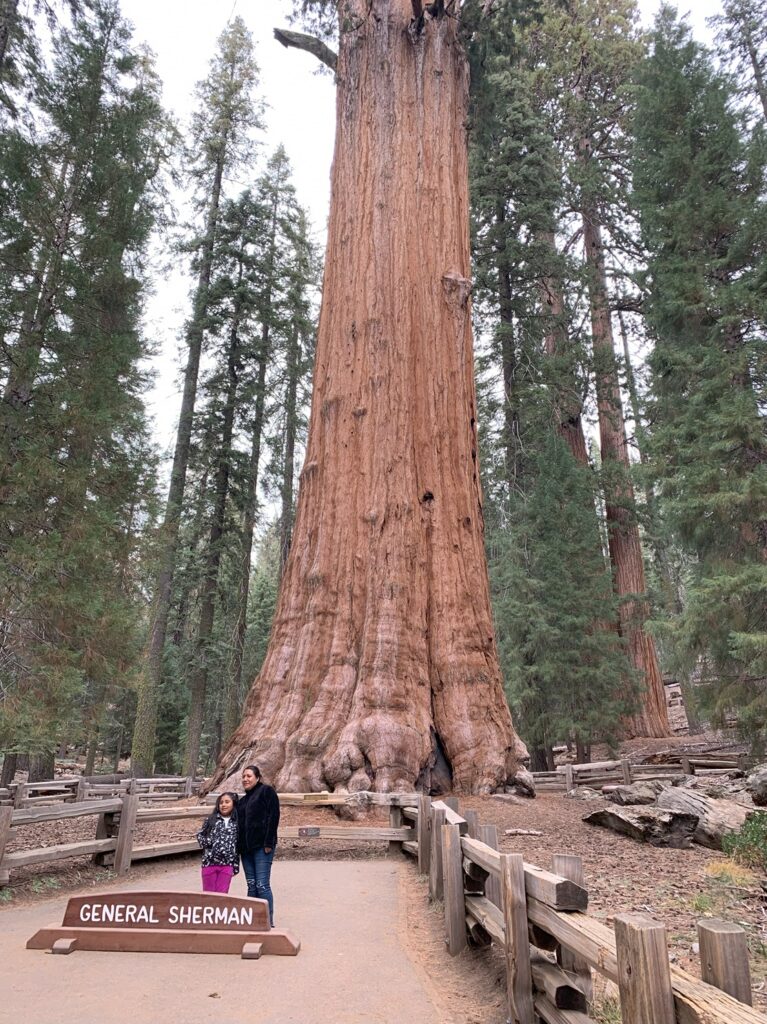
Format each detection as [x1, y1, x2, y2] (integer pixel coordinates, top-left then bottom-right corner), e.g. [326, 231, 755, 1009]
[273, 28, 337, 73]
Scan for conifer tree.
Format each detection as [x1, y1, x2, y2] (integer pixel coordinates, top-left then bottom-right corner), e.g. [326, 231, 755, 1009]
[131, 18, 263, 776]
[634, 5, 767, 746]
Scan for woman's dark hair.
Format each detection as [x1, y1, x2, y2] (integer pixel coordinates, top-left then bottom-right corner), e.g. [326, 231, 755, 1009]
[244, 764, 262, 780]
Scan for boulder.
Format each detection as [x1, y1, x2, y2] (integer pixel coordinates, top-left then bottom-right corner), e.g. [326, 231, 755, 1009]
[656, 788, 750, 849]
[584, 805, 698, 848]
[746, 765, 767, 806]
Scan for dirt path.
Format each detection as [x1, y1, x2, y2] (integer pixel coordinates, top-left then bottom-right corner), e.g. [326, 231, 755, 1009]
[1, 859, 469, 1024]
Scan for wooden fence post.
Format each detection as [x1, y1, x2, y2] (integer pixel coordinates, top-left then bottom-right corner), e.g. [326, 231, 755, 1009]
[697, 919, 752, 1006]
[183, 776, 193, 798]
[501, 852, 535, 1024]
[417, 794, 431, 876]
[0, 805, 13, 885]
[565, 764, 574, 792]
[75, 777, 88, 803]
[614, 914, 675, 1024]
[552, 853, 593, 1001]
[464, 809, 479, 839]
[113, 793, 138, 875]
[621, 758, 632, 785]
[429, 805, 446, 901]
[442, 822, 467, 956]
[477, 823, 502, 909]
[14, 782, 27, 809]
[388, 803, 404, 856]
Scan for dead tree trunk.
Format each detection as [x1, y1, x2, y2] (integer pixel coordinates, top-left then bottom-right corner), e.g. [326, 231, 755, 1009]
[211, 0, 526, 794]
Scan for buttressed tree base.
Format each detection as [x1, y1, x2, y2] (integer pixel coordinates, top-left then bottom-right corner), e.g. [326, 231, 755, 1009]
[210, 0, 528, 795]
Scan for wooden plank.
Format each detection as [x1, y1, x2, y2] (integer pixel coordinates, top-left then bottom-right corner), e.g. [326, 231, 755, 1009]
[27, 925, 300, 956]
[12, 799, 123, 826]
[502, 852, 535, 1024]
[128, 840, 200, 860]
[13, 782, 27, 809]
[698, 919, 752, 1005]
[533, 994, 594, 1024]
[615, 914, 675, 1024]
[565, 765, 574, 791]
[669, 963, 766, 1024]
[477, 824, 502, 909]
[465, 895, 504, 945]
[401, 807, 417, 822]
[135, 806, 209, 823]
[532, 954, 585, 1011]
[620, 758, 632, 785]
[0, 805, 13, 867]
[461, 837, 588, 911]
[431, 799, 467, 833]
[530, 957, 587, 1012]
[389, 805, 404, 855]
[3, 839, 117, 868]
[552, 854, 593, 1001]
[429, 805, 446, 901]
[464, 808, 480, 839]
[443, 796, 460, 813]
[402, 840, 418, 857]
[281, 826, 414, 841]
[417, 794, 431, 876]
[443, 822, 467, 956]
[114, 793, 138, 875]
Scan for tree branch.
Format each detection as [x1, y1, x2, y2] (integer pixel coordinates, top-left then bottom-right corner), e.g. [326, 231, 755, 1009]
[273, 28, 337, 73]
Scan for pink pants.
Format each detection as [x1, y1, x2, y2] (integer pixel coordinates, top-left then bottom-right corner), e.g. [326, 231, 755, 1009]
[201, 865, 234, 893]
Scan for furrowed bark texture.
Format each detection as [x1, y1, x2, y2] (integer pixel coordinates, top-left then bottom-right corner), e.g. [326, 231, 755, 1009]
[213, 0, 526, 794]
[584, 214, 669, 739]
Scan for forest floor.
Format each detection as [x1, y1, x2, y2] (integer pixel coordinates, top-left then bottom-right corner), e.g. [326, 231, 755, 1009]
[3, 775, 766, 1020]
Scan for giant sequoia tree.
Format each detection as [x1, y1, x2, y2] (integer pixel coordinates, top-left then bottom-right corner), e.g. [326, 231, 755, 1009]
[210, 0, 527, 794]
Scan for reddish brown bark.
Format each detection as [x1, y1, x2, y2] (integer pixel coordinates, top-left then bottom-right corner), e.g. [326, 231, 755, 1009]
[211, 0, 526, 794]
[537, 230, 590, 467]
[583, 214, 669, 738]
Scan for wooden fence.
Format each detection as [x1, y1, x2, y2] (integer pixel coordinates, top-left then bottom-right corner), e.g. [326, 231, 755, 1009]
[532, 754, 747, 793]
[401, 796, 765, 1024]
[1, 787, 763, 1023]
[0, 790, 416, 887]
[0, 775, 203, 808]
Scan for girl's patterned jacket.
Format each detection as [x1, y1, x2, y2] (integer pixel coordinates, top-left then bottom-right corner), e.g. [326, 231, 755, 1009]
[196, 812, 240, 872]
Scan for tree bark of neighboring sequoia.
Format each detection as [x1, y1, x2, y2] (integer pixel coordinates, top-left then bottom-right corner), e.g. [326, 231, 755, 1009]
[210, 0, 528, 794]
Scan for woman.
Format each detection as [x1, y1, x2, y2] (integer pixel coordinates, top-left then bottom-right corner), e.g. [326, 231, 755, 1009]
[237, 764, 280, 926]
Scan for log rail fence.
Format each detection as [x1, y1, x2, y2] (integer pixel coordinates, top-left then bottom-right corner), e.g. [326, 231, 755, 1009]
[0, 775, 202, 808]
[532, 754, 749, 793]
[0, 788, 763, 1023]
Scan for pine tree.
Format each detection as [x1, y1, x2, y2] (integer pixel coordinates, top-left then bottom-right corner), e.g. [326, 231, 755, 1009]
[0, 1, 168, 765]
[634, 5, 767, 748]
[130, 18, 263, 776]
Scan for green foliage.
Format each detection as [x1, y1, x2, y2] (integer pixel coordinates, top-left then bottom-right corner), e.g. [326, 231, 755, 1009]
[633, 6, 767, 747]
[722, 812, 767, 871]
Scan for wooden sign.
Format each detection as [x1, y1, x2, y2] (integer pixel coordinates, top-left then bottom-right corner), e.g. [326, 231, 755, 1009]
[27, 890, 300, 959]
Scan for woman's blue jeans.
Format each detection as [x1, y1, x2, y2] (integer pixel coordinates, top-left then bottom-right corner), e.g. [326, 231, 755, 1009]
[241, 847, 275, 925]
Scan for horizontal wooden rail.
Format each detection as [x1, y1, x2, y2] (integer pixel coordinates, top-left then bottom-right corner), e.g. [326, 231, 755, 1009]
[11, 799, 123, 827]
[3, 838, 117, 869]
[461, 836, 588, 911]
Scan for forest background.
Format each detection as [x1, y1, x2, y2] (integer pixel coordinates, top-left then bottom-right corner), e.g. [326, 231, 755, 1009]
[0, 0, 765, 784]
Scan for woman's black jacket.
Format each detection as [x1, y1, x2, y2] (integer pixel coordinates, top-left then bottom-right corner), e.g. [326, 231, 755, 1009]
[237, 782, 280, 852]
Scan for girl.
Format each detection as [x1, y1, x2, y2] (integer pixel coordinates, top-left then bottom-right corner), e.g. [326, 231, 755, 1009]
[237, 764, 280, 925]
[196, 791, 239, 893]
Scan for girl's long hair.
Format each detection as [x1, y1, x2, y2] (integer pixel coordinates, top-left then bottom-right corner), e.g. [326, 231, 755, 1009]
[200, 791, 239, 837]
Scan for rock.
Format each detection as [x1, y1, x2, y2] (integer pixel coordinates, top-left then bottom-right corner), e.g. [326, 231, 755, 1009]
[605, 781, 668, 806]
[506, 767, 536, 799]
[746, 765, 767, 806]
[565, 787, 601, 800]
[492, 793, 525, 805]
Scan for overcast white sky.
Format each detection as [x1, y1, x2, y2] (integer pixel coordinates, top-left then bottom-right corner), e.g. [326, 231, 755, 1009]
[117, 0, 721, 463]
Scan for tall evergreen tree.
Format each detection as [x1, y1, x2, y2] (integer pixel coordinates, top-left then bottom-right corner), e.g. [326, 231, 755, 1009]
[130, 18, 263, 776]
[634, 5, 767, 747]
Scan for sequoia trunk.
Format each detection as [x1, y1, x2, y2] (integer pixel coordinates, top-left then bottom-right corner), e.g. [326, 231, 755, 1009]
[583, 213, 669, 738]
[211, 0, 526, 794]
